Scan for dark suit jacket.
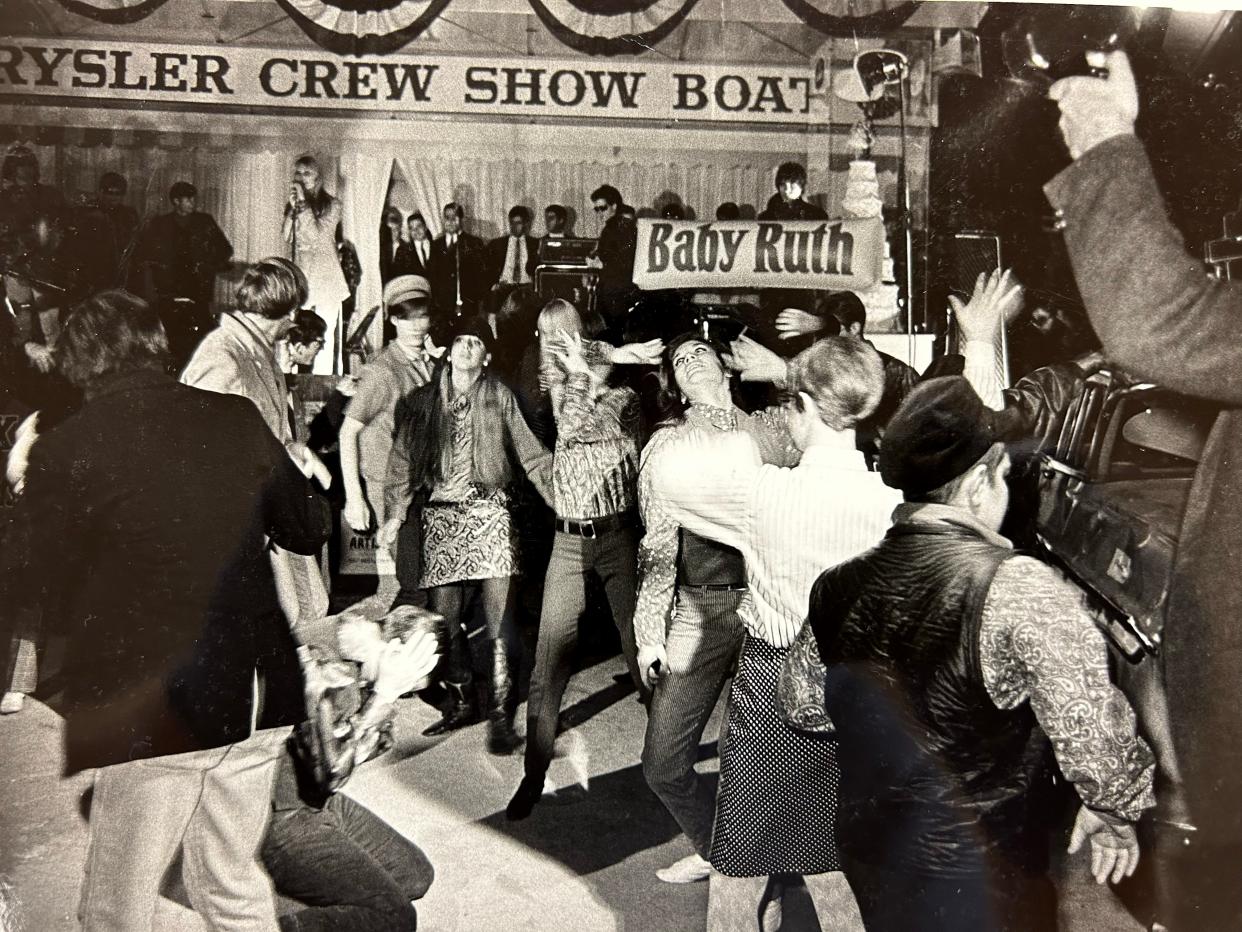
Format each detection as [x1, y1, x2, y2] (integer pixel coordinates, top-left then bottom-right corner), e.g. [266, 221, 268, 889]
[379, 229, 432, 284]
[1045, 135, 1241, 853]
[428, 233, 487, 322]
[486, 234, 540, 288]
[1, 369, 330, 774]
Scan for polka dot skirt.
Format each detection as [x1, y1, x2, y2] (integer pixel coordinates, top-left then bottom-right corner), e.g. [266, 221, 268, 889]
[709, 634, 843, 877]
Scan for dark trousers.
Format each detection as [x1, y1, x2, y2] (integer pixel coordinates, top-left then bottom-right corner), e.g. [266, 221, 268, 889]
[522, 525, 644, 779]
[391, 503, 427, 612]
[262, 791, 434, 932]
[842, 853, 1056, 932]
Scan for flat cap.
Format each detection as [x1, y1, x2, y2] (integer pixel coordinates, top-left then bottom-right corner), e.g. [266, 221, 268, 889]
[879, 376, 1002, 495]
[383, 274, 430, 308]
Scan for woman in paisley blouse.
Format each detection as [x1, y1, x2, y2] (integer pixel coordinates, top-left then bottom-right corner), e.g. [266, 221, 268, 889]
[385, 316, 552, 752]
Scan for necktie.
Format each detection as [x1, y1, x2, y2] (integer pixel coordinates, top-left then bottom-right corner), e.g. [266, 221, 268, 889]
[510, 236, 521, 284]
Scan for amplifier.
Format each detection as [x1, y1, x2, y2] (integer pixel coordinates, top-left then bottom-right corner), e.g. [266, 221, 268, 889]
[539, 237, 597, 264]
[536, 267, 597, 313]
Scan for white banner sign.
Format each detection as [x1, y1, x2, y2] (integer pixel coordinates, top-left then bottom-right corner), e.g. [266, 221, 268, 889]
[633, 218, 884, 291]
[0, 37, 820, 125]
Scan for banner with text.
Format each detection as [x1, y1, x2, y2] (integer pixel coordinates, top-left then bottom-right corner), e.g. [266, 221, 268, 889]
[0, 37, 823, 125]
[633, 217, 884, 291]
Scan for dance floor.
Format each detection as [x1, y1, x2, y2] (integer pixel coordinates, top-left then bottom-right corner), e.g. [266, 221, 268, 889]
[1, 650, 1140, 931]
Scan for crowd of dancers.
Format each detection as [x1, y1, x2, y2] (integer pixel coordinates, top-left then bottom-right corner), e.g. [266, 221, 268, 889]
[2, 51, 1238, 931]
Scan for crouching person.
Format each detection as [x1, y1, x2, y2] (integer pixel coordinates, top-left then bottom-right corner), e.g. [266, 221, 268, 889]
[262, 606, 440, 931]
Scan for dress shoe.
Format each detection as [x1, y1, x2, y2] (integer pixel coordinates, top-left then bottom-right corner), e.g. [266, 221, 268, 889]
[505, 774, 546, 821]
[421, 682, 477, 737]
[655, 853, 712, 884]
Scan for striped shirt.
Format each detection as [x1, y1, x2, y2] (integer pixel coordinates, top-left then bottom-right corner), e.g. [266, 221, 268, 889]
[649, 430, 901, 648]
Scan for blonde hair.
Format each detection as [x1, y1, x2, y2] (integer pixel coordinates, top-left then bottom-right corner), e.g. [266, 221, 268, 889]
[788, 336, 884, 431]
[536, 298, 583, 343]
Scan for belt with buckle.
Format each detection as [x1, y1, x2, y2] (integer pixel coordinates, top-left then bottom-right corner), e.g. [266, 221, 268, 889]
[679, 583, 747, 592]
[555, 510, 636, 539]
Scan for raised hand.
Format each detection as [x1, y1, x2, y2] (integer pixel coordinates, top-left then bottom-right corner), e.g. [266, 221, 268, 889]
[948, 268, 1024, 344]
[728, 334, 789, 386]
[611, 338, 665, 366]
[775, 308, 826, 341]
[1049, 50, 1139, 160]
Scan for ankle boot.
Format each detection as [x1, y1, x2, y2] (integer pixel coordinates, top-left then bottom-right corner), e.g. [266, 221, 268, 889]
[422, 681, 477, 737]
[487, 643, 521, 755]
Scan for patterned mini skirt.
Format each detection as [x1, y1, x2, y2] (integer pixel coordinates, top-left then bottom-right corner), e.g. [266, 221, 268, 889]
[419, 486, 520, 588]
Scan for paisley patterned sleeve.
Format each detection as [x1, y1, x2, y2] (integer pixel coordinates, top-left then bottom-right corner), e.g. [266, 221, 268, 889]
[633, 426, 680, 649]
[777, 618, 836, 734]
[979, 557, 1156, 822]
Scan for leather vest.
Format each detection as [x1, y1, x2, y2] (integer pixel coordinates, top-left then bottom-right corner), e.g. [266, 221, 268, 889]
[676, 528, 745, 587]
[810, 520, 1055, 876]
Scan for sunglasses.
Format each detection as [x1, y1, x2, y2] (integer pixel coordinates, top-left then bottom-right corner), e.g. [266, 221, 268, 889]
[592, 204, 609, 213]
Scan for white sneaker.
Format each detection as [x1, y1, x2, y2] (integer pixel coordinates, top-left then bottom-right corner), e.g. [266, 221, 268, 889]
[0, 692, 25, 715]
[656, 853, 712, 884]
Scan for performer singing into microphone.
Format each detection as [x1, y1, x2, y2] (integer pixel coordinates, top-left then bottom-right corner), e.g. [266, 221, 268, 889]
[283, 155, 349, 375]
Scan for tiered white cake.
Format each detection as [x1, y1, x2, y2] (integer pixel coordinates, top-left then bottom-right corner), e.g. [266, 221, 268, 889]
[842, 160, 902, 332]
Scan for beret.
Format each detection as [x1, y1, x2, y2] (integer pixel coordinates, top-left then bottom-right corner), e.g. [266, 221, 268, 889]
[879, 376, 1001, 495]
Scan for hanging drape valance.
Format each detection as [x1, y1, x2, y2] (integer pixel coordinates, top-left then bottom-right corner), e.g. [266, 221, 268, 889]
[779, 0, 920, 37]
[50, 0, 919, 55]
[50, 0, 171, 24]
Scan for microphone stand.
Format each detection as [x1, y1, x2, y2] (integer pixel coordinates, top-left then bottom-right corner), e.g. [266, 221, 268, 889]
[896, 77, 915, 367]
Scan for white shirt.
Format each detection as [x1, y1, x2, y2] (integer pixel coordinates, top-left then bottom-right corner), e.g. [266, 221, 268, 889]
[502, 235, 529, 285]
[649, 431, 901, 648]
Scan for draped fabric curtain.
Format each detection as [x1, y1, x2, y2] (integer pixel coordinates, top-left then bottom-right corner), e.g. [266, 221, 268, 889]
[49, 146, 342, 307]
[338, 153, 393, 350]
[394, 155, 791, 243]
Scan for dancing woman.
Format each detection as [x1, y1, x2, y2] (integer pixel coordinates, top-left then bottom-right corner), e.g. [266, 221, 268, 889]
[384, 317, 552, 753]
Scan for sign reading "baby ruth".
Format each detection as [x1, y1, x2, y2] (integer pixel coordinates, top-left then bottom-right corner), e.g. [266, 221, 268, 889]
[633, 218, 884, 291]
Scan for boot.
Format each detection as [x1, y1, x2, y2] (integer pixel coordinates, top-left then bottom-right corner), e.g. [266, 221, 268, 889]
[487, 642, 522, 756]
[422, 681, 477, 737]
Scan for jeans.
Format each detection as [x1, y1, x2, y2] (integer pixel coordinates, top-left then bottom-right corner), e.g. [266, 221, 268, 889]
[79, 727, 289, 932]
[262, 792, 433, 932]
[642, 587, 744, 856]
[522, 525, 644, 779]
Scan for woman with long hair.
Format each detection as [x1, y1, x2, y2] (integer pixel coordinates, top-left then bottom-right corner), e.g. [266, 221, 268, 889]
[282, 154, 348, 374]
[385, 316, 552, 753]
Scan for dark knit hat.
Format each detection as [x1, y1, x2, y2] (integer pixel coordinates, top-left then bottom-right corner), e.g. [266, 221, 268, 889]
[443, 314, 498, 357]
[879, 376, 1002, 495]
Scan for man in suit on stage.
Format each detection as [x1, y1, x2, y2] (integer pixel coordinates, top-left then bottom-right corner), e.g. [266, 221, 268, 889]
[428, 201, 486, 342]
[487, 205, 540, 311]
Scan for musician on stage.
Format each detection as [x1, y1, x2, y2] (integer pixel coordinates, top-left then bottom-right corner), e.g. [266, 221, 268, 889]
[283, 155, 349, 375]
[132, 181, 233, 370]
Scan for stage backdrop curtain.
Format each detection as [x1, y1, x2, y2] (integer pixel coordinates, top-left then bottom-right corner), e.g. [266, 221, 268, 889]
[338, 152, 393, 352]
[49, 146, 345, 307]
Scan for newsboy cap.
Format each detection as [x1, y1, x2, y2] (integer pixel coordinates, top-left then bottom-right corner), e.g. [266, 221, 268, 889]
[879, 376, 1002, 495]
[383, 274, 431, 309]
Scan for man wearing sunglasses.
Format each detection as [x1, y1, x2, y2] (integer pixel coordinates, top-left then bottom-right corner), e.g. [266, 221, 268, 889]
[586, 184, 637, 340]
